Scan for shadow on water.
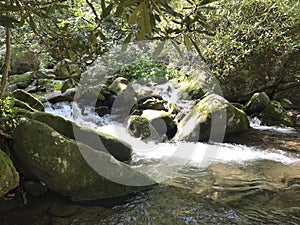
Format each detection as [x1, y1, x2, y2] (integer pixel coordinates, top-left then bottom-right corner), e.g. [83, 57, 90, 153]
[1, 159, 299, 224]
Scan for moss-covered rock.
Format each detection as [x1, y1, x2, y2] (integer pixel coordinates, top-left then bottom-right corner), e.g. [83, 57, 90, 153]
[245, 92, 270, 115]
[12, 90, 44, 111]
[13, 119, 154, 201]
[8, 72, 34, 86]
[175, 94, 249, 142]
[259, 101, 294, 126]
[127, 115, 160, 140]
[32, 112, 132, 162]
[13, 99, 38, 112]
[0, 150, 19, 197]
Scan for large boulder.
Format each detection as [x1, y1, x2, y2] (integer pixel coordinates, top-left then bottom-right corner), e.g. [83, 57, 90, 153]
[32, 112, 132, 162]
[0, 150, 19, 197]
[245, 92, 270, 115]
[13, 119, 154, 201]
[12, 90, 44, 111]
[175, 94, 249, 142]
[259, 101, 294, 126]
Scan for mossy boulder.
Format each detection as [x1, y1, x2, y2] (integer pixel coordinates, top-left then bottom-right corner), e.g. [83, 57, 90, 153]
[13, 119, 154, 201]
[127, 115, 160, 140]
[8, 72, 34, 86]
[259, 101, 293, 126]
[175, 94, 249, 142]
[12, 90, 44, 111]
[0, 150, 19, 197]
[13, 99, 38, 112]
[32, 112, 132, 162]
[245, 92, 270, 115]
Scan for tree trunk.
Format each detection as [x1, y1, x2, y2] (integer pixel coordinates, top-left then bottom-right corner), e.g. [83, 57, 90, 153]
[0, 26, 11, 97]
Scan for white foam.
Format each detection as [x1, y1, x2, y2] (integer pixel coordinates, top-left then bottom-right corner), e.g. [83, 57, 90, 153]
[45, 102, 299, 167]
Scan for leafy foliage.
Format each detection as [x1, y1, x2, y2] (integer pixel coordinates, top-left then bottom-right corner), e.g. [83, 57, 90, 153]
[201, 0, 300, 80]
[0, 97, 17, 131]
[115, 57, 167, 81]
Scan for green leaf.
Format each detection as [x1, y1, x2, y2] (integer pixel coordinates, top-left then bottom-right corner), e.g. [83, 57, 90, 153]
[28, 15, 36, 32]
[101, 0, 106, 11]
[142, 4, 152, 34]
[0, 15, 18, 28]
[122, 33, 132, 51]
[152, 41, 165, 58]
[136, 30, 145, 41]
[183, 34, 192, 50]
[128, 2, 143, 25]
[171, 41, 184, 58]
[91, 33, 97, 46]
[189, 38, 205, 61]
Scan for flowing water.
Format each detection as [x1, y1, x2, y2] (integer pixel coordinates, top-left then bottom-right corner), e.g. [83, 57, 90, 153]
[40, 97, 300, 224]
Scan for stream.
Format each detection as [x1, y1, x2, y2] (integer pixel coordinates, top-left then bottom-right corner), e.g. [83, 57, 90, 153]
[1, 84, 300, 224]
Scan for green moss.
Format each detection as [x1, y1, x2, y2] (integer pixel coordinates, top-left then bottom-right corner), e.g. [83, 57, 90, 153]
[128, 116, 152, 139]
[13, 119, 154, 201]
[12, 90, 45, 112]
[32, 112, 132, 162]
[8, 72, 34, 85]
[260, 101, 294, 126]
[0, 150, 19, 197]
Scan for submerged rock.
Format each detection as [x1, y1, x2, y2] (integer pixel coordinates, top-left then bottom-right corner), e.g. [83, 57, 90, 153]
[259, 100, 293, 127]
[13, 119, 154, 201]
[12, 90, 44, 111]
[0, 150, 19, 198]
[245, 92, 270, 115]
[32, 112, 132, 162]
[175, 94, 249, 142]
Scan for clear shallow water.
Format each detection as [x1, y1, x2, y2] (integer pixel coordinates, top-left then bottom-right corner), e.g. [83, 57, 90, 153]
[43, 101, 300, 224]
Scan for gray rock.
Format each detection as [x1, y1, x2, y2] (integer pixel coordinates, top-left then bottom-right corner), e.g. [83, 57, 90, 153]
[245, 92, 270, 115]
[259, 101, 294, 127]
[13, 119, 155, 201]
[175, 94, 249, 142]
[32, 112, 132, 162]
